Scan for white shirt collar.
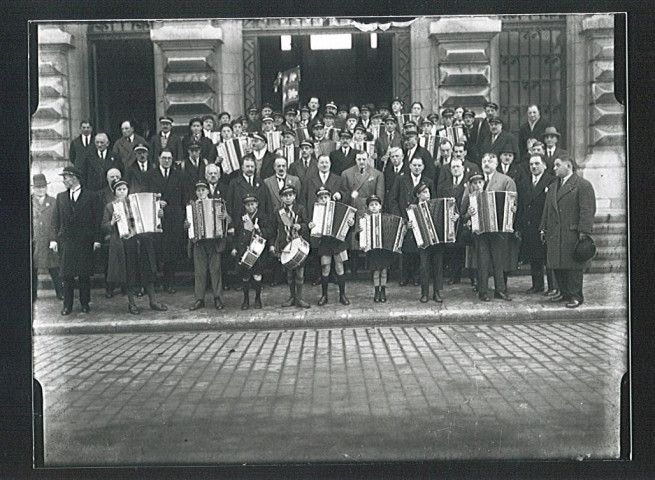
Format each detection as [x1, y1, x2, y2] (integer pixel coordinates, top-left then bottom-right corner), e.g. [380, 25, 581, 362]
[561, 171, 573, 185]
[533, 172, 543, 183]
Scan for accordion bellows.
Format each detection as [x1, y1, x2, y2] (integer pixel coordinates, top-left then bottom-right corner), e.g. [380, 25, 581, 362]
[469, 191, 517, 234]
[310, 200, 357, 241]
[186, 199, 229, 240]
[217, 138, 249, 175]
[407, 198, 458, 248]
[359, 213, 407, 253]
[113, 192, 163, 239]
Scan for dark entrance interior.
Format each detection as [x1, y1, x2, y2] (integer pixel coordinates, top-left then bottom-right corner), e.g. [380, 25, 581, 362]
[91, 38, 156, 144]
[258, 32, 393, 110]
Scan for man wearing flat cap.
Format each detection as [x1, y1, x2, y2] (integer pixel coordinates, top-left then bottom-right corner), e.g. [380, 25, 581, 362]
[539, 155, 596, 308]
[374, 115, 402, 171]
[288, 140, 318, 182]
[150, 116, 183, 165]
[330, 130, 358, 176]
[475, 101, 499, 157]
[32, 173, 63, 301]
[487, 117, 518, 160]
[311, 121, 337, 159]
[390, 97, 405, 134]
[49, 166, 102, 315]
[180, 140, 209, 195]
[518, 105, 547, 166]
[403, 129, 435, 180]
[250, 132, 276, 183]
[126, 143, 154, 194]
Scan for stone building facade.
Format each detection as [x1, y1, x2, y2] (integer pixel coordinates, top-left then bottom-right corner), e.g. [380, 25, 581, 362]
[31, 15, 626, 270]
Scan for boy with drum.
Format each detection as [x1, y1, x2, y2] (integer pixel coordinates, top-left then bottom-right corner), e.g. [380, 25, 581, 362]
[308, 186, 355, 306]
[230, 194, 273, 310]
[271, 185, 311, 308]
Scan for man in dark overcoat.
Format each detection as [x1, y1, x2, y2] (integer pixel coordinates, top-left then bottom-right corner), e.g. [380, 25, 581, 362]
[48, 166, 102, 315]
[146, 148, 188, 293]
[517, 153, 557, 295]
[539, 156, 596, 308]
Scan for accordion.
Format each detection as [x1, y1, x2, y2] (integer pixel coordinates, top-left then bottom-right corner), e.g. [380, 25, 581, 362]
[265, 131, 282, 153]
[239, 234, 266, 269]
[294, 127, 311, 144]
[438, 126, 465, 146]
[113, 192, 163, 239]
[419, 134, 437, 158]
[359, 213, 407, 253]
[325, 126, 340, 142]
[217, 137, 249, 175]
[281, 145, 297, 165]
[369, 124, 381, 140]
[186, 199, 229, 240]
[469, 191, 517, 234]
[406, 198, 457, 248]
[310, 200, 357, 242]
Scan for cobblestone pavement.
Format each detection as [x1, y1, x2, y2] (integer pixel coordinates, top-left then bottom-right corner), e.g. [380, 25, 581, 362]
[32, 273, 627, 334]
[34, 319, 627, 466]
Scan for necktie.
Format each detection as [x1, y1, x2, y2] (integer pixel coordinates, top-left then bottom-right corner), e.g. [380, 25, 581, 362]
[304, 160, 309, 169]
[164, 168, 169, 178]
[278, 177, 284, 189]
[141, 163, 147, 172]
[533, 176, 538, 187]
[453, 177, 458, 186]
[83, 136, 87, 147]
[360, 167, 365, 174]
[249, 177, 253, 187]
[70, 191, 76, 203]
[484, 175, 489, 190]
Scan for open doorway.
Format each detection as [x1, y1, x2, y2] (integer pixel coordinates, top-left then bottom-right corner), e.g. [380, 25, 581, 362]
[90, 38, 156, 144]
[258, 32, 394, 110]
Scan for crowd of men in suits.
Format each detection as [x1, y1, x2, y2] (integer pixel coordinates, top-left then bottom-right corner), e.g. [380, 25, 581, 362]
[35, 96, 596, 315]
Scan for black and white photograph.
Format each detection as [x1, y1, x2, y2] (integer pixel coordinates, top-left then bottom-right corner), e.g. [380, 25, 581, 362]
[28, 13, 629, 469]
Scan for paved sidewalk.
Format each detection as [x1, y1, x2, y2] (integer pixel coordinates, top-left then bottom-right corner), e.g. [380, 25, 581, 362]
[34, 320, 627, 465]
[33, 273, 627, 335]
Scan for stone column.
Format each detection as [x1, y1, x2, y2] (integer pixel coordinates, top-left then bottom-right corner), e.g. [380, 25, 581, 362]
[31, 25, 75, 192]
[428, 17, 502, 115]
[151, 21, 223, 135]
[578, 14, 626, 214]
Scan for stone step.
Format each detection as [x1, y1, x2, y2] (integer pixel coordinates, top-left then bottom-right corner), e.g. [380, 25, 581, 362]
[593, 223, 626, 235]
[594, 246, 626, 260]
[593, 234, 627, 247]
[594, 212, 626, 224]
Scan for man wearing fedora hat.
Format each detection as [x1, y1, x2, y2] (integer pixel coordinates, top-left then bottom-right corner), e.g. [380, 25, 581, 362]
[518, 105, 547, 166]
[49, 166, 102, 315]
[540, 155, 596, 308]
[32, 173, 63, 301]
[542, 126, 568, 173]
[487, 117, 518, 160]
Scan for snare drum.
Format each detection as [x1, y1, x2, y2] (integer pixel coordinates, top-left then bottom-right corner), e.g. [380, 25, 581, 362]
[239, 234, 266, 269]
[280, 237, 310, 270]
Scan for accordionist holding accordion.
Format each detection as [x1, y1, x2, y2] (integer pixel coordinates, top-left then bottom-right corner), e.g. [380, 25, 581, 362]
[407, 182, 460, 304]
[308, 186, 356, 307]
[460, 154, 518, 303]
[185, 181, 233, 312]
[102, 179, 168, 315]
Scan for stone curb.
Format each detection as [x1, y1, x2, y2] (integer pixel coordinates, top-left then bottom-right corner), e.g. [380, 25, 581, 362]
[34, 305, 627, 335]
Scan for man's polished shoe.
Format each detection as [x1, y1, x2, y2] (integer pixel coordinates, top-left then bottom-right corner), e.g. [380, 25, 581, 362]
[282, 297, 296, 307]
[222, 284, 231, 291]
[413, 280, 420, 286]
[433, 292, 443, 303]
[150, 302, 168, 311]
[566, 300, 582, 309]
[399, 280, 408, 287]
[104, 291, 114, 299]
[81, 305, 90, 313]
[165, 286, 176, 294]
[550, 294, 566, 302]
[312, 277, 322, 286]
[241, 298, 249, 310]
[253, 297, 262, 309]
[447, 278, 461, 285]
[339, 294, 350, 306]
[544, 289, 559, 297]
[61, 307, 71, 316]
[295, 298, 311, 309]
[420, 295, 429, 303]
[128, 303, 140, 315]
[525, 287, 545, 294]
[214, 297, 225, 310]
[318, 295, 328, 306]
[478, 293, 490, 302]
[269, 281, 279, 287]
[494, 292, 512, 301]
[189, 299, 205, 311]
